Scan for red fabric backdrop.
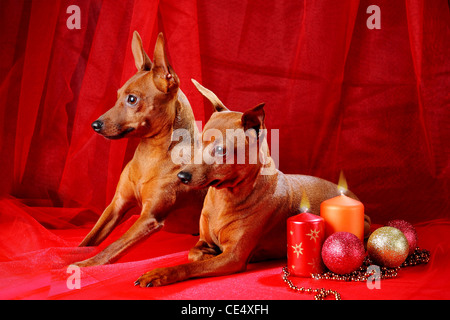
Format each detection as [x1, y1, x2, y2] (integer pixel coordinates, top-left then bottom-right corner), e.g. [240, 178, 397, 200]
[0, 0, 449, 300]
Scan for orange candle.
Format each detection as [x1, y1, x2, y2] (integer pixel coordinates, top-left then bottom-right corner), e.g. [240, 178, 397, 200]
[320, 193, 364, 241]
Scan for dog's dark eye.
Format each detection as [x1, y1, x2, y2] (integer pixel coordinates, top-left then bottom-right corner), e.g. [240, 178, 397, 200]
[126, 94, 138, 106]
[214, 145, 226, 157]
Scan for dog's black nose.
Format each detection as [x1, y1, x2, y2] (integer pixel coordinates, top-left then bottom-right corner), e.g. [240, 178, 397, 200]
[91, 120, 104, 132]
[177, 171, 192, 184]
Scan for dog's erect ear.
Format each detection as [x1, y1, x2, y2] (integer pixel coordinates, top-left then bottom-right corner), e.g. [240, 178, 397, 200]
[191, 79, 229, 112]
[152, 33, 178, 93]
[131, 31, 152, 71]
[241, 103, 265, 135]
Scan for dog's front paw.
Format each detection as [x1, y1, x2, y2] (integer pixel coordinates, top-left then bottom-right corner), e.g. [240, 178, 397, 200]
[134, 267, 178, 287]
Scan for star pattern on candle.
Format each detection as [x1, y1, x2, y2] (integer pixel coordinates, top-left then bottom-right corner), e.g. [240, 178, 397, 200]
[306, 228, 320, 242]
[307, 257, 322, 273]
[291, 243, 303, 258]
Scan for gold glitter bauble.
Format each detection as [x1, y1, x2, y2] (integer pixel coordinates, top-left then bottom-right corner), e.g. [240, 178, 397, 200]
[367, 226, 409, 268]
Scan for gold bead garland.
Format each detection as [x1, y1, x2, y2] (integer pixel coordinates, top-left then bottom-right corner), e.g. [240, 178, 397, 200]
[282, 247, 430, 300]
[282, 266, 341, 300]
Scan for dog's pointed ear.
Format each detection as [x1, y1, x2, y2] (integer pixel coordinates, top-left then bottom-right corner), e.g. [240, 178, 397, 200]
[152, 33, 178, 93]
[241, 103, 265, 135]
[131, 31, 152, 71]
[191, 79, 229, 112]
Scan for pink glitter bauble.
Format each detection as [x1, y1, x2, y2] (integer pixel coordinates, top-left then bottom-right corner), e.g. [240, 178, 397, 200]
[386, 219, 417, 255]
[321, 232, 366, 275]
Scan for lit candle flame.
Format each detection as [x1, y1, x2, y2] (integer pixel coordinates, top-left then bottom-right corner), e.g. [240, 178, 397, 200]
[338, 170, 348, 195]
[300, 189, 310, 213]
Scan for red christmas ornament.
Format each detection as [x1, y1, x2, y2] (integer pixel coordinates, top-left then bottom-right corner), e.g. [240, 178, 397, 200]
[386, 219, 417, 255]
[321, 232, 365, 275]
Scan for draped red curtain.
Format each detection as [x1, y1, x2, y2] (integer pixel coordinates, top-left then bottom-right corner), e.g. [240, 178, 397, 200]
[1, 0, 449, 224]
[0, 0, 449, 300]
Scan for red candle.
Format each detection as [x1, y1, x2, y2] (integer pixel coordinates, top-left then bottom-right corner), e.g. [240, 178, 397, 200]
[287, 212, 325, 277]
[320, 193, 364, 241]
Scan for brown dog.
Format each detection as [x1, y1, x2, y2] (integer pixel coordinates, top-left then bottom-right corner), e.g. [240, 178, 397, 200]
[135, 80, 370, 287]
[134, 80, 371, 287]
[74, 32, 206, 267]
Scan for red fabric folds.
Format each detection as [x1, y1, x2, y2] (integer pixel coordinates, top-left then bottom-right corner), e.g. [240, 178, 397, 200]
[0, 0, 449, 299]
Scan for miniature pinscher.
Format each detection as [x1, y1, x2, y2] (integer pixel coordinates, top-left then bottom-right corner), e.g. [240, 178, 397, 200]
[134, 80, 371, 286]
[74, 32, 206, 267]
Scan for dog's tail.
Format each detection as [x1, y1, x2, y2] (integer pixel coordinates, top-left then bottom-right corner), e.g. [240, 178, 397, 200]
[191, 79, 229, 112]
